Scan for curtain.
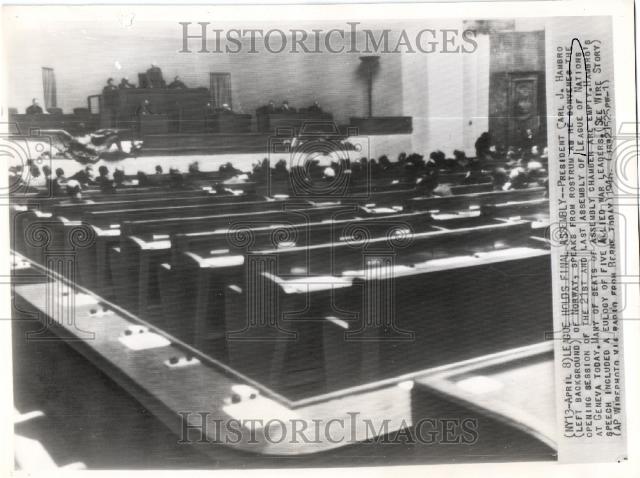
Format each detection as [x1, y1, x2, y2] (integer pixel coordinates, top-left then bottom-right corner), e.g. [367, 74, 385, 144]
[42, 67, 57, 109]
[209, 73, 232, 108]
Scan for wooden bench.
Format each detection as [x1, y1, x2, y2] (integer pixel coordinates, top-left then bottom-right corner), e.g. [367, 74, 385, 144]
[10, 188, 222, 253]
[161, 217, 533, 362]
[152, 189, 549, 350]
[405, 187, 546, 212]
[64, 185, 426, 293]
[220, 221, 551, 399]
[18, 190, 258, 267]
[120, 204, 443, 317]
[78, 197, 302, 295]
[111, 204, 351, 313]
[481, 198, 549, 220]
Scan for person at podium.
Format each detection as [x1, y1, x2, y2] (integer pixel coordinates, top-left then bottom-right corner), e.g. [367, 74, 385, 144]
[146, 63, 165, 88]
[306, 100, 323, 113]
[168, 75, 187, 89]
[277, 100, 296, 113]
[119, 77, 136, 89]
[257, 100, 276, 114]
[103, 78, 118, 93]
[25, 98, 43, 115]
[102, 78, 118, 126]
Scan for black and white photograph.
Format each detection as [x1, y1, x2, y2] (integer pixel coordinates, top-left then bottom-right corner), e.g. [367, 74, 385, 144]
[1, 2, 635, 473]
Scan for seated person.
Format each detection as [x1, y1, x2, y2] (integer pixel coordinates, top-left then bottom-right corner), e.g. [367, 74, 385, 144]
[188, 161, 202, 177]
[257, 100, 277, 114]
[119, 77, 136, 89]
[25, 98, 43, 115]
[113, 167, 126, 186]
[415, 171, 439, 196]
[521, 128, 537, 152]
[96, 165, 116, 193]
[146, 63, 165, 88]
[50, 167, 66, 196]
[136, 170, 149, 186]
[277, 100, 296, 113]
[453, 149, 469, 170]
[136, 99, 153, 116]
[103, 78, 118, 93]
[491, 168, 509, 191]
[475, 131, 492, 160]
[504, 166, 529, 190]
[169, 168, 184, 188]
[62, 182, 92, 204]
[307, 100, 323, 113]
[69, 166, 94, 187]
[429, 150, 446, 169]
[28, 162, 41, 182]
[168, 75, 187, 89]
[61, 180, 92, 204]
[54, 167, 66, 182]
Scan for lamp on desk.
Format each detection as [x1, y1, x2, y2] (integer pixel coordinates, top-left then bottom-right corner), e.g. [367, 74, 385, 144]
[359, 56, 380, 118]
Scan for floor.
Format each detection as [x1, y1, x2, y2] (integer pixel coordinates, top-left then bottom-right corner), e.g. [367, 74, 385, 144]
[12, 310, 557, 469]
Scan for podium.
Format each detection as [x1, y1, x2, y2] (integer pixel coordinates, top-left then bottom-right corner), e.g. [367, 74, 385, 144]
[255, 112, 333, 133]
[206, 113, 252, 133]
[102, 88, 210, 132]
[349, 117, 413, 135]
[139, 114, 169, 135]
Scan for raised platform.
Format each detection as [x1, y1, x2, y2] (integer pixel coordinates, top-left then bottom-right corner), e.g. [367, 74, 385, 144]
[104, 87, 210, 130]
[256, 112, 334, 133]
[140, 132, 274, 155]
[9, 113, 100, 136]
[349, 116, 413, 135]
[141, 118, 414, 156]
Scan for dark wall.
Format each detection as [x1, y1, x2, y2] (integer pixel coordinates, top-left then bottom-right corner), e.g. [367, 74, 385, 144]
[488, 31, 546, 149]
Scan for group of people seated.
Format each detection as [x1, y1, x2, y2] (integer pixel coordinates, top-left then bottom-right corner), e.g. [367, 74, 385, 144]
[25, 98, 44, 115]
[10, 160, 234, 201]
[250, 132, 548, 197]
[135, 98, 235, 118]
[10, 129, 547, 203]
[9, 162, 113, 200]
[102, 63, 188, 92]
[257, 99, 323, 114]
[103, 77, 136, 92]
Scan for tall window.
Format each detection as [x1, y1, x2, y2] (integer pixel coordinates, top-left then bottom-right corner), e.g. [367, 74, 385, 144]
[209, 73, 232, 109]
[42, 67, 57, 109]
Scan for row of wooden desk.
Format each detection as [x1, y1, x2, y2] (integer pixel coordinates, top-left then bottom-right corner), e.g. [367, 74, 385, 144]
[136, 113, 414, 136]
[13, 182, 550, 398]
[11, 178, 555, 456]
[137, 113, 253, 135]
[11, 91, 412, 140]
